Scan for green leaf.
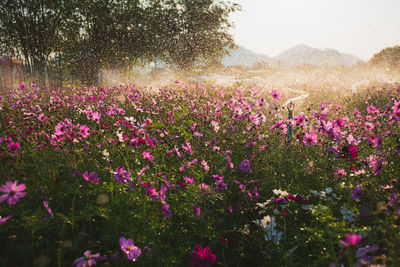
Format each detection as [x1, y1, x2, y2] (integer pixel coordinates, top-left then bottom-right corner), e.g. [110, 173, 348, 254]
[182, 106, 188, 115]
[152, 122, 165, 128]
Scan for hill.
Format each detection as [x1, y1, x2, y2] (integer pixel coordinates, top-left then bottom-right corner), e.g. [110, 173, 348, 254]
[223, 45, 363, 67]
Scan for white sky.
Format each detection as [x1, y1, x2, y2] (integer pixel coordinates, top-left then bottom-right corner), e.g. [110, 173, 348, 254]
[229, 0, 400, 60]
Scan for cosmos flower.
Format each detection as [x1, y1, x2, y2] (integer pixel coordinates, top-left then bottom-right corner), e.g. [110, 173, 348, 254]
[7, 142, 20, 153]
[0, 215, 12, 226]
[113, 166, 131, 184]
[351, 185, 364, 200]
[73, 250, 105, 267]
[119, 237, 141, 261]
[190, 245, 216, 267]
[271, 89, 282, 101]
[239, 159, 252, 173]
[303, 131, 318, 146]
[201, 160, 209, 171]
[193, 204, 201, 217]
[82, 172, 100, 184]
[340, 234, 362, 247]
[162, 203, 172, 218]
[146, 187, 158, 200]
[0, 180, 26, 205]
[78, 125, 90, 138]
[43, 200, 54, 217]
[142, 151, 154, 162]
[334, 168, 347, 179]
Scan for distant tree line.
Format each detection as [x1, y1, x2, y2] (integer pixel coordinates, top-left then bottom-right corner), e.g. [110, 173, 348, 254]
[0, 0, 240, 86]
[369, 45, 400, 70]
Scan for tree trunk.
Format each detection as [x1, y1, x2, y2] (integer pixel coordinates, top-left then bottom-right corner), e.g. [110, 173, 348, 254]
[32, 57, 46, 86]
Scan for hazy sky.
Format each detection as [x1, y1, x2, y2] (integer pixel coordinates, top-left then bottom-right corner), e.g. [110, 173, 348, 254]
[229, 0, 400, 60]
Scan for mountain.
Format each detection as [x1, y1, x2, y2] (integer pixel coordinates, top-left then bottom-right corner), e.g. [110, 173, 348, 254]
[222, 45, 363, 67]
[222, 46, 274, 67]
[274, 44, 362, 66]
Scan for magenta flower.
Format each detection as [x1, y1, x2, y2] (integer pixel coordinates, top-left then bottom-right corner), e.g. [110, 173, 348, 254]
[73, 250, 105, 267]
[7, 142, 20, 153]
[78, 125, 90, 138]
[215, 179, 227, 192]
[190, 245, 216, 267]
[43, 200, 54, 217]
[38, 113, 48, 122]
[159, 184, 167, 203]
[54, 121, 67, 137]
[201, 160, 209, 171]
[113, 166, 131, 184]
[0, 215, 12, 226]
[340, 234, 362, 247]
[239, 159, 252, 173]
[271, 89, 282, 101]
[0, 180, 26, 205]
[182, 140, 193, 154]
[334, 168, 347, 179]
[184, 176, 195, 184]
[119, 237, 141, 261]
[146, 187, 158, 200]
[351, 185, 364, 200]
[303, 132, 318, 146]
[193, 204, 201, 217]
[162, 203, 172, 218]
[82, 172, 100, 184]
[142, 151, 154, 161]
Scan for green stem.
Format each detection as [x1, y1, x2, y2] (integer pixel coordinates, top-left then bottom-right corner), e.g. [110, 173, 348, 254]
[284, 216, 287, 241]
[71, 193, 77, 237]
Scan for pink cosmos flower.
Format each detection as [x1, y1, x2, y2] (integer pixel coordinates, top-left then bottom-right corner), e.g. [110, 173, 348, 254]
[239, 159, 252, 173]
[190, 245, 216, 267]
[0, 215, 12, 226]
[182, 140, 193, 155]
[54, 121, 67, 137]
[78, 125, 90, 138]
[43, 200, 54, 217]
[351, 185, 364, 200]
[184, 176, 195, 184]
[113, 166, 131, 184]
[38, 113, 48, 122]
[142, 151, 154, 161]
[303, 132, 318, 146]
[201, 160, 209, 171]
[340, 234, 362, 247]
[73, 250, 103, 267]
[193, 204, 201, 217]
[162, 203, 172, 218]
[146, 187, 158, 200]
[271, 89, 282, 101]
[0, 180, 26, 205]
[82, 172, 100, 184]
[367, 105, 379, 114]
[159, 184, 167, 203]
[211, 120, 220, 132]
[7, 142, 20, 153]
[119, 237, 141, 261]
[334, 168, 347, 179]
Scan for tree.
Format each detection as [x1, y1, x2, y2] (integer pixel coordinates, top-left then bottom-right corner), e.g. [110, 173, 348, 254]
[369, 46, 400, 70]
[0, 0, 81, 85]
[0, 0, 241, 86]
[152, 0, 241, 70]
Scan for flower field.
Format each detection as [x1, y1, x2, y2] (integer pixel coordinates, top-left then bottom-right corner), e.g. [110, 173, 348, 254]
[0, 80, 399, 266]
